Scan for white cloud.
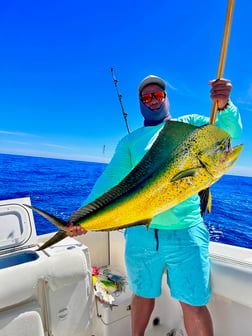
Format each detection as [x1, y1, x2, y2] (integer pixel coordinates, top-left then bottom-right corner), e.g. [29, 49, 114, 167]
[228, 165, 252, 177]
[0, 130, 29, 136]
[166, 81, 177, 90]
[236, 82, 252, 108]
[0, 147, 110, 163]
[41, 143, 76, 150]
[248, 83, 252, 98]
[0, 130, 39, 137]
[1, 140, 33, 146]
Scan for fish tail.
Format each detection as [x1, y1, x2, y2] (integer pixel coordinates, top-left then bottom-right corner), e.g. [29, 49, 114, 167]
[37, 230, 68, 250]
[23, 204, 69, 230]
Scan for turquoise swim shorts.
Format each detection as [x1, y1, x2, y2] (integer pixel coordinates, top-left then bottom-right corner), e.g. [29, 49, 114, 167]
[124, 222, 211, 306]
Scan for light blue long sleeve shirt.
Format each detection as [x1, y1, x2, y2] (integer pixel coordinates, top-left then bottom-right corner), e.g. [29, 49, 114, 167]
[85, 101, 242, 230]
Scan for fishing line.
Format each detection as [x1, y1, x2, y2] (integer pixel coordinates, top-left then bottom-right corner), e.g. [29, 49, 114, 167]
[110, 68, 131, 133]
[210, 0, 235, 124]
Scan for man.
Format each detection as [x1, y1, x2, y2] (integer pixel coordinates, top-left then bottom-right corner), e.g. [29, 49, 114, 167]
[70, 75, 242, 336]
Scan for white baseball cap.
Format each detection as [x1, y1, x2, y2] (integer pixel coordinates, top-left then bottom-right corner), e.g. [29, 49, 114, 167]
[138, 75, 166, 94]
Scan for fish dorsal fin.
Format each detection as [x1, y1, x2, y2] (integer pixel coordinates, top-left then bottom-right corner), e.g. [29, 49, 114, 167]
[139, 120, 198, 171]
[70, 121, 198, 223]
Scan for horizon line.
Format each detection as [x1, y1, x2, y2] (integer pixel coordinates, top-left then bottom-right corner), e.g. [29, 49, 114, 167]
[1, 151, 251, 178]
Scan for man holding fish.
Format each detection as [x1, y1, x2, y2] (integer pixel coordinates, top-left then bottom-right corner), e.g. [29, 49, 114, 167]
[56, 75, 243, 335]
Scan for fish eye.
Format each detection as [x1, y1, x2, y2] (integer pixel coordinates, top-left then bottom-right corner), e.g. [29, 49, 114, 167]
[218, 138, 231, 151]
[217, 141, 225, 150]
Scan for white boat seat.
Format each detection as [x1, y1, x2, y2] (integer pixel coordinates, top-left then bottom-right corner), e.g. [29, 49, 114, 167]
[0, 249, 88, 309]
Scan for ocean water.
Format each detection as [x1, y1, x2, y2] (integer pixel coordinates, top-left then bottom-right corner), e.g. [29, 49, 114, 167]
[1, 153, 251, 249]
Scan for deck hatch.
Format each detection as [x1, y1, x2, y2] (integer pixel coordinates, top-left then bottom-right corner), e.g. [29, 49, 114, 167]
[0, 197, 38, 252]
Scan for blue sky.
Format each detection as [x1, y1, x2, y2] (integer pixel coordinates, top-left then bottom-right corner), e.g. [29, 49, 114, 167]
[1, 0, 252, 176]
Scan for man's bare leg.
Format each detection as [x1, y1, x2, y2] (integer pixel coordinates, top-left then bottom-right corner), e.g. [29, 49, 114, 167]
[180, 302, 213, 336]
[131, 294, 155, 336]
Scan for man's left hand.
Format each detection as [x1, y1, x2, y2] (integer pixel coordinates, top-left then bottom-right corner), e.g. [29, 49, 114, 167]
[209, 78, 232, 109]
[67, 218, 87, 236]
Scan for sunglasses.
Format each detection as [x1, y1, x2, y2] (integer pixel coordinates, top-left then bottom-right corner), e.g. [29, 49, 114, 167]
[140, 91, 166, 104]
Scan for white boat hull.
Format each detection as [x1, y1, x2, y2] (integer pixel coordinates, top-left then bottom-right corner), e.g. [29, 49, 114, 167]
[0, 198, 252, 336]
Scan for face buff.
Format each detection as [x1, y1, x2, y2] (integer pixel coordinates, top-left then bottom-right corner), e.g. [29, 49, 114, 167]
[140, 97, 171, 126]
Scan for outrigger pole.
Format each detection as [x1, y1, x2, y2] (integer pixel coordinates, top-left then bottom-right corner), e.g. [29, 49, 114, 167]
[210, 0, 235, 124]
[110, 68, 131, 133]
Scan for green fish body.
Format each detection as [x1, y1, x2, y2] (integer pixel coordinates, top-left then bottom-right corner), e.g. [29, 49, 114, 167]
[25, 121, 243, 250]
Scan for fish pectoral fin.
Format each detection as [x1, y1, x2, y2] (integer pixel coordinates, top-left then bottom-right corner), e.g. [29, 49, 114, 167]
[132, 218, 152, 230]
[99, 218, 152, 232]
[23, 204, 68, 229]
[170, 168, 198, 182]
[37, 230, 68, 250]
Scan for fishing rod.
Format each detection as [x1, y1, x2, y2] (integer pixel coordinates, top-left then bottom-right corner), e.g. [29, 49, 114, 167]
[110, 68, 131, 133]
[210, 0, 235, 124]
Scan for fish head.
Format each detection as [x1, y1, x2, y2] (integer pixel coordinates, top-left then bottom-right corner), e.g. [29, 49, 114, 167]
[196, 125, 243, 178]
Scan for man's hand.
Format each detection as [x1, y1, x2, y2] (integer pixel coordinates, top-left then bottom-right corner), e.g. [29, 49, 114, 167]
[209, 78, 232, 109]
[67, 218, 87, 237]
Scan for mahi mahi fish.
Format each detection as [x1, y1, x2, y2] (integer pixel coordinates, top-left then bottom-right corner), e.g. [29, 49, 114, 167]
[24, 120, 243, 250]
